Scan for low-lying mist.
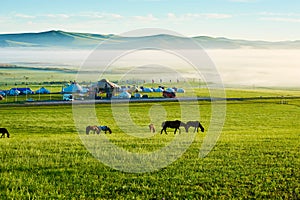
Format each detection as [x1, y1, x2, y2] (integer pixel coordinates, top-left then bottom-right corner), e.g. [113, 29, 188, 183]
[1, 48, 299, 87]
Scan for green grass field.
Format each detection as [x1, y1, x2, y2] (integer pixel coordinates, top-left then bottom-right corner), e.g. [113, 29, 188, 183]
[0, 89, 299, 199]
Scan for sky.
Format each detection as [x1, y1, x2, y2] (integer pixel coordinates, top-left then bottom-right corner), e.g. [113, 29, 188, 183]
[0, 0, 299, 41]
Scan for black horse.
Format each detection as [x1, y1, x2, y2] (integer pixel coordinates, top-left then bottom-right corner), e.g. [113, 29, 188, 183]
[186, 121, 205, 132]
[98, 126, 112, 134]
[161, 120, 188, 134]
[0, 128, 10, 138]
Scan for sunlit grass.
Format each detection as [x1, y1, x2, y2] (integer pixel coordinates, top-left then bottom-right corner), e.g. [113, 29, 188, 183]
[0, 92, 299, 199]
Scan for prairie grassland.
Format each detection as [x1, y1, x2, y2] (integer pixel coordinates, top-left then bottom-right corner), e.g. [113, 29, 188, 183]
[0, 94, 299, 199]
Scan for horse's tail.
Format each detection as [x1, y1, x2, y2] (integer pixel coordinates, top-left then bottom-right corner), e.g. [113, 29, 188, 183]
[86, 126, 90, 135]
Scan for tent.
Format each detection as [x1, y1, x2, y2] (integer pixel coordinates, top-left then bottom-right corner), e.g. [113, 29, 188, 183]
[8, 89, 20, 96]
[62, 82, 83, 93]
[177, 88, 185, 93]
[142, 88, 153, 92]
[36, 87, 50, 94]
[9, 88, 33, 95]
[117, 91, 131, 99]
[153, 88, 164, 92]
[134, 93, 142, 98]
[166, 88, 175, 93]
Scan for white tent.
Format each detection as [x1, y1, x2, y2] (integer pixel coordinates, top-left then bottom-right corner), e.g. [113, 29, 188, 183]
[117, 91, 131, 99]
[62, 83, 83, 93]
[166, 88, 175, 92]
[36, 87, 50, 94]
[177, 88, 185, 93]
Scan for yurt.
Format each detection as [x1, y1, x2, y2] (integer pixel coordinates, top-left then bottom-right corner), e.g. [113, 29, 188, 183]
[177, 88, 185, 93]
[36, 87, 50, 94]
[117, 91, 131, 99]
[62, 82, 83, 93]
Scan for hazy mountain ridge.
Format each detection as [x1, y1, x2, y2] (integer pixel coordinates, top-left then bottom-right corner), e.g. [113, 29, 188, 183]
[0, 30, 299, 49]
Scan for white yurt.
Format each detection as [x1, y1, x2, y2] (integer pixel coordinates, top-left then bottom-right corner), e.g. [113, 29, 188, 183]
[177, 88, 185, 93]
[166, 88, 175, 93]
[117, 91, 131, 99]
[62, 82, 83, 93]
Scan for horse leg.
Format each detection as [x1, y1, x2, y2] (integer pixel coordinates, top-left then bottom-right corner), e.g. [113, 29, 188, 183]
[0, 133, 4, 138]
[161, 127, 167, 134]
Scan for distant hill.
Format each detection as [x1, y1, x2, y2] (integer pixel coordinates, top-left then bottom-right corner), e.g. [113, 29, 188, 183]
[0, 30, 299, 49]
[0, 30, 113, 48]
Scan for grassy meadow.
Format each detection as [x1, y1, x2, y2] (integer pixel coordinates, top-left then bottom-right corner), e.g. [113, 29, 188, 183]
[0, 90, 299, 199]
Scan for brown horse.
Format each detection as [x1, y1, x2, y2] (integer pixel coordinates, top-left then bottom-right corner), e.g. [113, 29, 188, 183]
[0, 128, 10, 138]
[161, 120, 188, 134]
[186, 121, 205, 132]
[149, 123, 156, 133]
[86, 125, 100, 135]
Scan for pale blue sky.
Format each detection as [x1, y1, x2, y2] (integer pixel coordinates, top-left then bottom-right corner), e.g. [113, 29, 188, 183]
[0, 0, 299, 41]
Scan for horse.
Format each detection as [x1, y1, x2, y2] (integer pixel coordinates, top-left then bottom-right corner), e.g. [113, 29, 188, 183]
[0, 128, 10, 138]
[186, 121, 205, 132]
[86, 125, 100, 135]
[98, 126, 112, 134]
[161, 120, 188, 134]
[149, 123, 156, 133]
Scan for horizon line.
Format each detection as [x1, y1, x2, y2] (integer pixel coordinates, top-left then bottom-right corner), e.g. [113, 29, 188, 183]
[0, 29, 299, 43]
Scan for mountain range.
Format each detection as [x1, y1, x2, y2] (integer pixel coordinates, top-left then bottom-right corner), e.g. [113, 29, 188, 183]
[0, 30, 299, 49]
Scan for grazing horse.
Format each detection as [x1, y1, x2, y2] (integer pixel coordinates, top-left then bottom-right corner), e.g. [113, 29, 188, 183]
[161, 120, 188, 134]
[0, 128, 10, 138]
[98, 126, 112, 134]
[86, 125, 100, 135]
[186, 121, 205, 132]
[149, 123, 156, 133]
